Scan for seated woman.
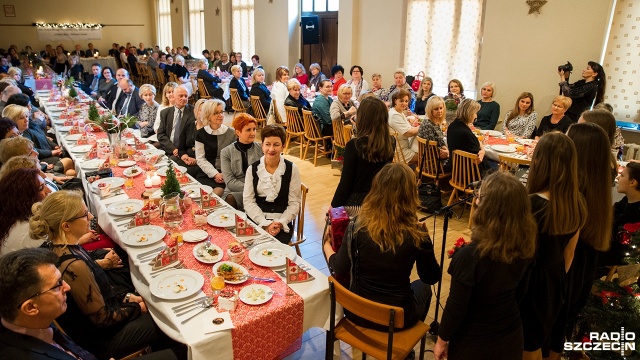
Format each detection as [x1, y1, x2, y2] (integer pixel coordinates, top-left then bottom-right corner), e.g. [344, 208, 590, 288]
[387, 68, 416, 110]
[7, 67, 35, 102]
[330, 65, 346, 96]
[220, 114, 263, 210]
[0, 137, 71, 185]
[345, 65, 369, 100]
[435, 171, 537, 360]
[0, 117, 19, 139]
[417, 96, 450, 171]
[173, 55, 193, 96]
[502, 92, 537, 138]
[307, 63, 326, 90]
[0, 167, 51, 255]
[312, 79, 334, 139]
[388, 89, 419, 164]
[271, 66, 290, 123]
[152, 82, 179, 135]
[331, 97, 395, 208]
[196, 59, 223, 100]
[195, 99, 236, 195]
[324, 162, 440, 330]
[249, 68, 271, 114]
[218, 52, 231, 73]
[474, 81, 500, 130]
[243, 125, 301, 244]
[229, 65, 251, 109]
[97, 67, 117, 104]
[534, 95, 573, 139]
[330, 84, 357, 125]
[292, 63, 308, 86]
[193, 98, 208, 130]
[137, 84, 159, 138]
[414, 76, 435, 116]
[283, 78, 311, 116]
[29, 191, 176, 359]
[443, 79, 466, 124]
[447, 99, 490, 173]
[67, 55, 84, 81]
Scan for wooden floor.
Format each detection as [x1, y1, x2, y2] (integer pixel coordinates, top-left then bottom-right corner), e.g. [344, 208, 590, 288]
[221, 113, 474, 360]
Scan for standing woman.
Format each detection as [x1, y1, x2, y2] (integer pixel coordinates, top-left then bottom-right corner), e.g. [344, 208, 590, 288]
[388, 89, 419, 164]
[220, 114, 263, 209]
[137, 84, 159, 138]
[474, 81, 500, 130]
[195, 99, 236, 195]
[271, 66, 290, 123]
[249, 68, 272, 113]
[345, 65, 369, 100]
[331, 97, 395, 208]
[307, 63, 326, 90]
[520, 132, 587, 360]
[292, 63, 308, 86]
[559, 61, 606, 122]
[243, 125, 301, 244]
[173, 55, 193, 96]
[534, 95, 573, 139]
[417, 96, 450, 170]
[330, 65, 346, 96]
[153, 82, 178, 134]
[435, 172, 537, 360]
[414, 76, 435, 116]
[502, 92, 537, 138]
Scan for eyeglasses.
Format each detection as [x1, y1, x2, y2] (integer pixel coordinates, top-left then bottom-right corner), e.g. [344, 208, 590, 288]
[213, 111, 224, 116]
[17, 278, 65, 308]
[67, 210, 89, 222]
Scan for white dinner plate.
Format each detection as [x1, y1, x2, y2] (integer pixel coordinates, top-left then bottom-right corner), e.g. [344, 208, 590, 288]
[91, 177, 125, 191]
[123, 166, 143, 177]
[491, 144, 517, 153]
[480, 130, 503, 137]
[69, 145, 93, 153]
[193, 242, 223, 264]
[57, 126, 73, 132]
[516, 138, 536, 145]
[182, 184, 213, 199]
[149, 269, 204, 300]
[49, 107, 64, 113]
[80, 159, 104, 170]
[65, 134, 83, 141]
[207, 209, 236, 228]
[184, 229, 209, 243]
[239, 284, 273, 305]
[156, 165, 187, 176]
[118, 160, 136, 167]
[45, 101, 61, 106]
[107, 199, 144, 216]
[121, 225, 167, 247]
[249, 242, 296, 268]
[212, 261, 249, 284]
[52, 118, 67, 125]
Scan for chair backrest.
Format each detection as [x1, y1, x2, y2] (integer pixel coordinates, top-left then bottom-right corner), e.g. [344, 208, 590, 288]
[168, 72, 178, 83]
[498, 154, 530, 173]
[272, 99, 285, 125]
[332, 120, 347, 148]
[390, 131, 407, 163]
[230, 88, 247, 111]
[343, 124, 355, 144]
[284, 106, 305, 133]
[297, 183, 308, 243]
[328, 276, 404, 328]
[155, 68, 166, 86]
[302, 109, 323, 139]
[197, 79, 211, 99]
[450, 150, 482, 190]
[416, 137, 446, 182]
[250, 95, 266, 121]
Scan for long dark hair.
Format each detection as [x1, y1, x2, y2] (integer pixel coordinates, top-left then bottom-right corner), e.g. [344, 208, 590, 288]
[354, 97, 394, 163]
[588, 61, 606, 105]
[0, 168, 43, 242]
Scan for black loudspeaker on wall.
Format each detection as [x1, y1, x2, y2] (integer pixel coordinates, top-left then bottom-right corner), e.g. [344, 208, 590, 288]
[301, 15, 320, 45]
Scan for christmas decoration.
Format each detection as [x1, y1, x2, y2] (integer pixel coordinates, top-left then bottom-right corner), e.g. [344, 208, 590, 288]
[160, 163, 181, 198]
[447, 237, 470, 258]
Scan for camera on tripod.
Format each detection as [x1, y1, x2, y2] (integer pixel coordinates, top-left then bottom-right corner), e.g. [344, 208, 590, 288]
[558, 61, 573, 73]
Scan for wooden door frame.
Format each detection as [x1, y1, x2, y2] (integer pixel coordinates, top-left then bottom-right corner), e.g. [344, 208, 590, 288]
[300, 11, 338, 75]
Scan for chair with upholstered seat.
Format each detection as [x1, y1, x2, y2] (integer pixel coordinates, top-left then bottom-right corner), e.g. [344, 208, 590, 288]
[302, 109, 332, 166]
[250, 95, 267, 130]
[229, 88, 248, 119]
[448, 150, 482, 227]
[283, 106, 306, 158]
[325, 276, 430, 360]
[289, 183, 308, 256]
[416, 137, 451, 185]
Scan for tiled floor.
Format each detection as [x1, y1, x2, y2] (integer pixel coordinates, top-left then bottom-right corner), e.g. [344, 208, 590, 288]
[220, 113, 473, 359]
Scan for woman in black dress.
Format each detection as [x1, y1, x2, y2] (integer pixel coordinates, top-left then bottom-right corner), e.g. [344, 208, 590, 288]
[249, 68, 271, 113]
[435, 172, 537, 360]
[534, 96, 573, 139]
[520, 132, 587, 360]
[447, 99, 491, 173]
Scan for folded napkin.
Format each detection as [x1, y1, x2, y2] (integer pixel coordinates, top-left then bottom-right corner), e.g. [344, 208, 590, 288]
[202, 310, 234, 334]
[101, 193, 130, 205]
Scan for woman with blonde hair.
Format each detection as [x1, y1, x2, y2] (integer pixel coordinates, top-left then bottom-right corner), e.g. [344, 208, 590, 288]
[447, 99, 489, 172]
[153, 81, 178, 133]
[502, 92, 537, 138]
[418, 96, 450, 168]
[414, 76, 435, 115]
[173, 55, 193, 96]
[249, 67, 272, 114]
[7, 67, 34, 99]
[474, 81, 500, 130]
[324, 162, 440, 331]
[283, 78, 311, 116]
[520, 132, 587, 360]
[435, 172, 537, 360]
[330, 84, 357, 125]
[137, 84, 158, 138]
[193, 98, 208, 130]
[271, 66, 290, 122]
[534, 95, 573, 139]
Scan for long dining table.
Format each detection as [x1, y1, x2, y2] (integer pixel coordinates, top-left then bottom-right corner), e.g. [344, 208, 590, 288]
[38, 88, 334, 360]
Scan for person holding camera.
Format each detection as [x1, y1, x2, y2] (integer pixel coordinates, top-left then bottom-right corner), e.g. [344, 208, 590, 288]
[558, 61, 606, 122]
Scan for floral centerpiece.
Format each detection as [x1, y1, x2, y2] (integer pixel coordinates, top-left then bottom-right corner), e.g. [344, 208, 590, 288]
[447, 237, 470, 258]
[88, 113, 137, 146]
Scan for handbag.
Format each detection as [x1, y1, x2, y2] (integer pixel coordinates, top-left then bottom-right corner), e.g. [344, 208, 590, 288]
[411, 71, 425, 92]
[417, 145, 443, 213]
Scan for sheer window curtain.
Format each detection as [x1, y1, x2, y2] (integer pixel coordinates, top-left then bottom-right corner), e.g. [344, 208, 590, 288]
[157, 0, 172, 49]
[231, 0, 255, 57]
[404, 0, 484, 95]
[188, 0, 206, 57]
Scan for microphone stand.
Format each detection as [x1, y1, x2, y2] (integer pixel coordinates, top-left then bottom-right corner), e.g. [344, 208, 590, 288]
[426, 192, 475, 335]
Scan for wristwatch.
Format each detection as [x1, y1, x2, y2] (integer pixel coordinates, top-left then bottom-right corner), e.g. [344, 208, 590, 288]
[125, 293, 132, 303]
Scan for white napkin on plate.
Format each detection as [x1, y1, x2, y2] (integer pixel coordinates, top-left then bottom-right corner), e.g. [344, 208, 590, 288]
[202, 310, 234, 334]
[101, 193, 130, 205]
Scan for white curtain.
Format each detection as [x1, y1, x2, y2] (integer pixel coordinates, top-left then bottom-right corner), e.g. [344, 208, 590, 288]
[157, 0, 172, 49]
[231, 0, 255, 57]
[404, 0, 484, 94]
[188, 0, 206, 57]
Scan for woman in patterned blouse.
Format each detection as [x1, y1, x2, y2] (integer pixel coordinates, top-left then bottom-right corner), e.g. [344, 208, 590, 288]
[417, 96, 450, 171]
[502, 92, 537, 138]
[137, 84, 159, 138]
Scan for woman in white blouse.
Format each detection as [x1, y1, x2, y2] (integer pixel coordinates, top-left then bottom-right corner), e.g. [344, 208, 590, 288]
[243, 125, 301, 244]
[502, 92, 537, 138]
[195, 99, 236, 196]
[270, 66, 290, 123]
[389, 88, 419, 164]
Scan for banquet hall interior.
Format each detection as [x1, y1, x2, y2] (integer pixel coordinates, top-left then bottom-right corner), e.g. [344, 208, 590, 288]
[1, 0, 639, 359]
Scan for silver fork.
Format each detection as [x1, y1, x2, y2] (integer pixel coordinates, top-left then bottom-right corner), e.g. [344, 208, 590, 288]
[150, 262, 185, 278]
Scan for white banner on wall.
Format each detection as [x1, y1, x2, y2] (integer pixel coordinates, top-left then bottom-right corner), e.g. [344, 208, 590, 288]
[36, 28, 102, 41]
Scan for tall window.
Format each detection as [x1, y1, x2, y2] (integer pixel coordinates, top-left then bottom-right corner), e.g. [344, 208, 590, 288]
[231, 0, 255, 57]
[157, 0, 172, 49]
[301, 0, 339, 12]
[188, 0, 205, 57]
[404, 0, 484, 96]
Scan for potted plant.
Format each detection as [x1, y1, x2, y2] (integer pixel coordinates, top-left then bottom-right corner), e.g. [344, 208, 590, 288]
[160, 163, 186, 212]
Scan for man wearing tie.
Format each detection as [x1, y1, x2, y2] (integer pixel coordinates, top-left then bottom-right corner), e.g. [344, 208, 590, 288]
[82, 63, 102, 99]
[156, 86, 195, 159]
[114, 79, 144, 117]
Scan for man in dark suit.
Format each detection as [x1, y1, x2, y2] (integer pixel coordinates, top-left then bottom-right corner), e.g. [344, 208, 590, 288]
[114, 79, 144, 117]
[71, 44, 85, 58]
[81, 63, 102, 98]
[157, 86, 195, 157]
[101, 68, 129, 109]
[85, 43, 99, 57]
[108, 43, 119, 57]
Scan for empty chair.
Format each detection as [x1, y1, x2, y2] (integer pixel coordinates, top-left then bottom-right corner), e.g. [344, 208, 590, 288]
[302, 109, 332, 166]
[283, 105, 306, 158]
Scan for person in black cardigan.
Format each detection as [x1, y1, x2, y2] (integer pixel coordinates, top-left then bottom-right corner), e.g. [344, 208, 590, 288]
[196, 60, 223, 100]
[283, 78, 311, 117]
[534, 95, 573, 139]
[229, 65, 250, 109]
[446, 99, 491, 173]
[249, 68, 271, 113]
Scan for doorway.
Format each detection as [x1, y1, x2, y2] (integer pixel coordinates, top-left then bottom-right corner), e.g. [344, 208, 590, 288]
[300, 12, 338, 77]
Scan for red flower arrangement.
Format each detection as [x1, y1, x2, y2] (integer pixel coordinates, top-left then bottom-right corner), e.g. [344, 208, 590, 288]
[447, 237, 470, 258]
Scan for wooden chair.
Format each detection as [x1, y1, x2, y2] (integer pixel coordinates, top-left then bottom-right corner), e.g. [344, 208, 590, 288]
[325, 276, 430, 360]
[302, 109, 332, 166]
[155, 67, 166, 88]
[498, 154, 530, 174]
[168, 72, 178, 84]
[332, 120, 347, 160]
[229, 88, 248, 119]
[390, 131, 407, 164]
[197, 79, 212, 100]
[343, 123, 355, 144]
[272, 99, 285, 126]
[289, 183, 308, 256]
[416, 137, 451, 185]
[448, 150, 482, 228]
[250, 95, 266, 130]
[283, 106, 306, 158]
